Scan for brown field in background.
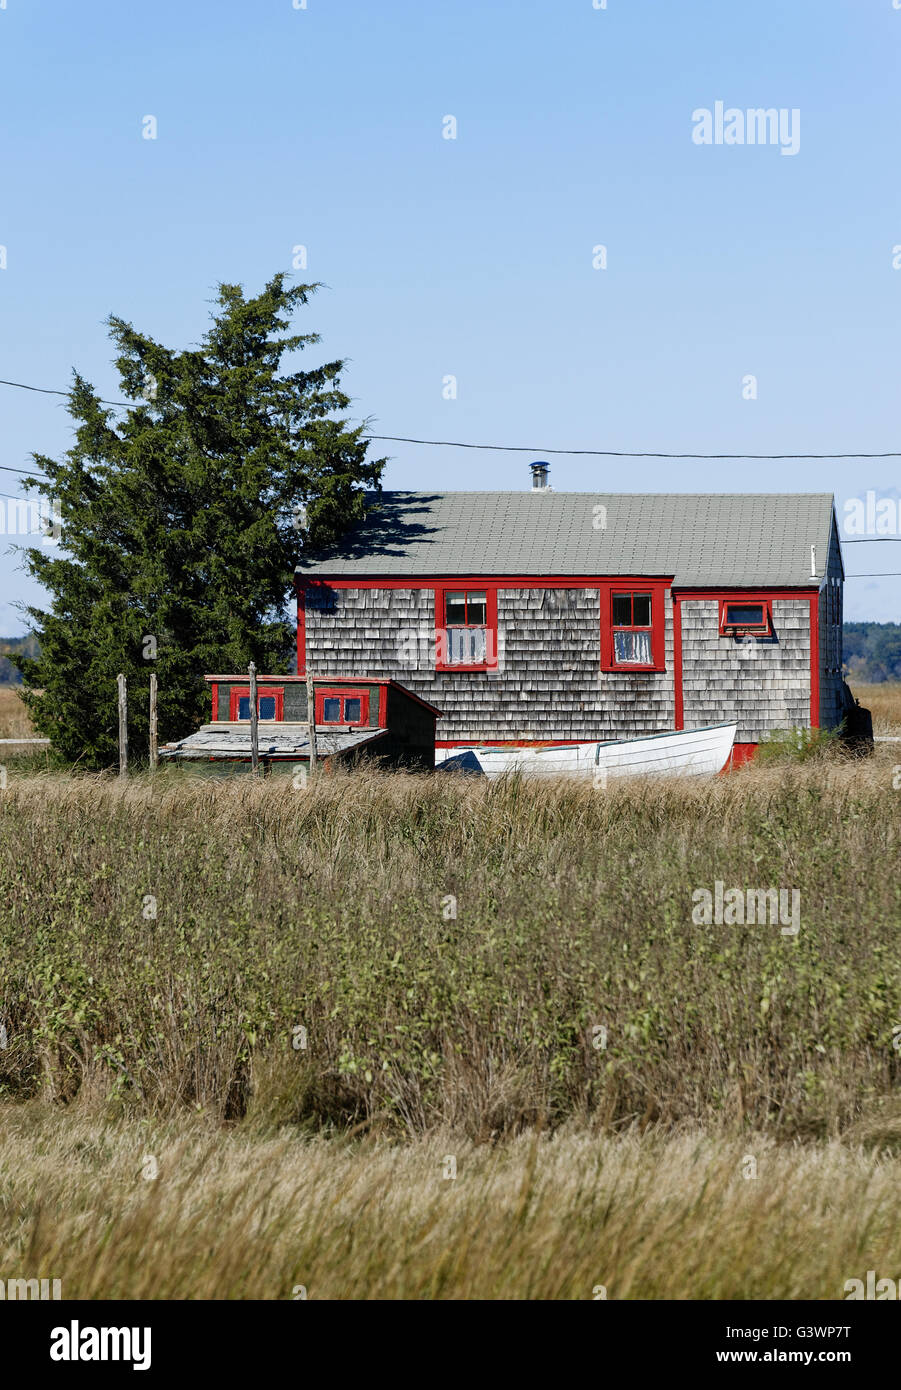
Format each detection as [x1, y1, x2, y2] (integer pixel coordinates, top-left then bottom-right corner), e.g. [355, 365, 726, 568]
[0, 685, 33, 740]
[852, 682, 901, 734]
[0, 685, 900, 1298]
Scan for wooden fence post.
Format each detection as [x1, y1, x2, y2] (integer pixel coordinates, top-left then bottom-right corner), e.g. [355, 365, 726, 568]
[149, 673, 158, 770]
[306, 672, 317, 774]
[248, 662, 259, 773]
[117, 673, 128, 778]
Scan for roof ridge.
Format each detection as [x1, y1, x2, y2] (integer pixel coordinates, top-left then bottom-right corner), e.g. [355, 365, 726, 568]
[366, 489, 834, 499]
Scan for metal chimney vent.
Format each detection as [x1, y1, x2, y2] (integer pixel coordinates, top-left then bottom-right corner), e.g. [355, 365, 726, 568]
[530, 461, 550, 491]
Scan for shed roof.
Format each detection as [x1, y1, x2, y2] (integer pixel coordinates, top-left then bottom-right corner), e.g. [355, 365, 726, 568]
[160, 727, 385, 761]
[296, 491, 838, 588]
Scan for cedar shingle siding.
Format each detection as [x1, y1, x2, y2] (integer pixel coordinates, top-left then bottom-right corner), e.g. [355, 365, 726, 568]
[309, 585, 671, 742]
[680, 600, 810, 741]
[300, 490, 844, 745]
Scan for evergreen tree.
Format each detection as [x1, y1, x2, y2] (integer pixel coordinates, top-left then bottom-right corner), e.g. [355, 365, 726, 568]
[14, 276, 383, 766]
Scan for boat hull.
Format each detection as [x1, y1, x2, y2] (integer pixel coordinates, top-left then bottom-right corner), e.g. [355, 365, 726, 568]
[435, 723, 738, 780]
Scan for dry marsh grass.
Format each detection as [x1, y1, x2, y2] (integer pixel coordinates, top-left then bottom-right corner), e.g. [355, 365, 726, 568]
[851, 681, 901, 735]
[2, 717, 900, 1299]
[0, 685, 33, 740]
[1, 751, 899, 1141]
[3, 1104, 901, 1300]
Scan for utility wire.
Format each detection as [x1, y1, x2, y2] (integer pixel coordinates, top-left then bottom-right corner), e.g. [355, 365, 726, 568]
[0, 464, 48, 479]
[364, 433, 901, 461]
[1, 377, 901, 573]
[1, 375, 901, 460]
[0, 377, 131, 408]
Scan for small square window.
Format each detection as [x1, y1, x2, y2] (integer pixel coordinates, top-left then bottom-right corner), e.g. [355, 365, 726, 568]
[316, 690, 370, 725]
[726, 604, 764, 627]
[229, 686, 285, 721]
[719, 599, 771, 635]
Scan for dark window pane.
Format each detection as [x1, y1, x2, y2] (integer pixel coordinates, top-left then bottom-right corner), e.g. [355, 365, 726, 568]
[726, 604, 764, 626]
[344, 697, 361, 722]
[632, 594, 652, 627]
[466, 591, 487, 626]
[611, 593, 632, 627]
[445, 591, 467, 625]
[258, 696, 276, 720]
[238, 696, 251, 720]
[323, 697, 341, 722]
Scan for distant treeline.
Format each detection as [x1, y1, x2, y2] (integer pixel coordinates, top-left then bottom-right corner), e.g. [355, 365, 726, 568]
[843, 623, 901, 683]
[1, 626, 900, 685]
[0, 636, 38, 684]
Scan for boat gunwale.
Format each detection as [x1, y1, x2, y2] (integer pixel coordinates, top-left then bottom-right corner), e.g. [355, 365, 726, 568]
[446, 722, 738, 757]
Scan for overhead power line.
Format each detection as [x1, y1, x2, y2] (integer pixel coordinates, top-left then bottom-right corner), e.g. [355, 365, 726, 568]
[0, 375, 900, 460]
[364, 433, 901, 461]
[0, 463, 48, 479]
[0, 377, 131, 408]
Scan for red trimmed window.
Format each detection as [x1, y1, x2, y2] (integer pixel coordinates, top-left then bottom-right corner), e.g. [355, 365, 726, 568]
[719, 599, 772, 636]
[435, 586, 498, 671]
[229, 687, 284, 721]
[600, 584, 666, 672]
[315, 689, 369, 726]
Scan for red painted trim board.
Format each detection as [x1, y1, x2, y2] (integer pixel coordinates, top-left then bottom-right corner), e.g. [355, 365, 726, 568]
[673, 596, 683, 730]
[809, 594, 820, 728]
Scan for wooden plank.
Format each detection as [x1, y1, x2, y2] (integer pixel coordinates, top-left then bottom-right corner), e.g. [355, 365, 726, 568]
[149, 672, 158, 770]
[117, 673, 128, 778]
[306, 672, 317, 772]
[248, 662, 259, 773]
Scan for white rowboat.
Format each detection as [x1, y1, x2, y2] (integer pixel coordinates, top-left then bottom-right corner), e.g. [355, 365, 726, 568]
[435, 722, 738, 780]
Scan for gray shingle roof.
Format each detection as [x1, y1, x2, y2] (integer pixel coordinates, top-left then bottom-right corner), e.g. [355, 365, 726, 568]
[297, 491, 838, 587]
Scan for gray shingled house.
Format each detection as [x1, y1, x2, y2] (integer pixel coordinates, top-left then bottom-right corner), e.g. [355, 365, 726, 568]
[295, 470, 845, 761]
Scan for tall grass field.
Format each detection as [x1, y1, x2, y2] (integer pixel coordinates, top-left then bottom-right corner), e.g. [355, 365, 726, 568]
[1, 685, 900, 1299]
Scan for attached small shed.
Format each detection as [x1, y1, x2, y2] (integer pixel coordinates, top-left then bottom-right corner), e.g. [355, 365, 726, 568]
[160, 675, 441, 771]
[294, 479, 846, 760]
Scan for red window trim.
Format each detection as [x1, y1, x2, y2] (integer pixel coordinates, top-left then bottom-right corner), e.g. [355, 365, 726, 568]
[315, 688, 370, 727]
[600, 582, 666, 672]
[229, 687, 285, 721]
[434, 584, 499, 672]
[718, 598, 772, 636]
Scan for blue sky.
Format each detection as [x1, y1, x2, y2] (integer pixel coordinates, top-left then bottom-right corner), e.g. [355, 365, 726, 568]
[1, 0, 899, 632]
